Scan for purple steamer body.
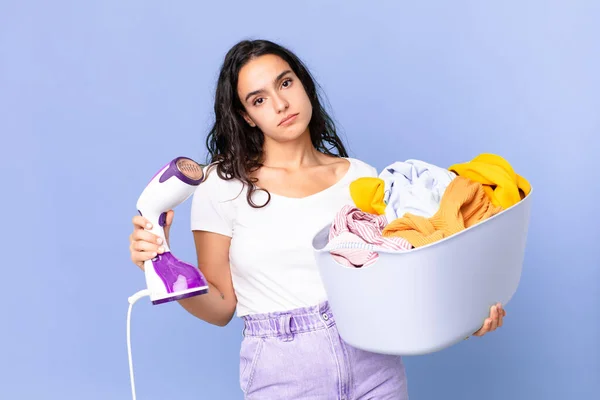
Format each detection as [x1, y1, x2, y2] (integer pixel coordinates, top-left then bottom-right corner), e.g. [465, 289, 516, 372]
[150, 252, 208, 305]
[139, 157, 208, 305]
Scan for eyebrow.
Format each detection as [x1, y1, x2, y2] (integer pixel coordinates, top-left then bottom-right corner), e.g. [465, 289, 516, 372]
[244, 70, 293, 102]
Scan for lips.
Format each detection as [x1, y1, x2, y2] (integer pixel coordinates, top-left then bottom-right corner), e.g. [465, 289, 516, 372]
[278, 113, 298, 126]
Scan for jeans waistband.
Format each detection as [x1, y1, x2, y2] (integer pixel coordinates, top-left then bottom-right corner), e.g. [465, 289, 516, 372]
[241, 301, 335, 338]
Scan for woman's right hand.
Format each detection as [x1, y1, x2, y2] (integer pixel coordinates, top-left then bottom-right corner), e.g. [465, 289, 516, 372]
[129, 210, 174, 271]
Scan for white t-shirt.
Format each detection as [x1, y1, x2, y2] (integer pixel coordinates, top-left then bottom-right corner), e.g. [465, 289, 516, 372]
[189, 157, 377, 317]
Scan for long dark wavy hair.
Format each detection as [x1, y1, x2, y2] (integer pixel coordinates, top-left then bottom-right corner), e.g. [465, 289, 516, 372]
[205, 39, 349, 208]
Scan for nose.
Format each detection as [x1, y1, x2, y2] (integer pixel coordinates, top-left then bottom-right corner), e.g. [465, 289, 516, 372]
[273, 93, 289, 113]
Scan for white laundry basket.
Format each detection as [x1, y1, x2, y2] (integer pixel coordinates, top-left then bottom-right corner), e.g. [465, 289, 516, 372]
[312, 189, 533, 355]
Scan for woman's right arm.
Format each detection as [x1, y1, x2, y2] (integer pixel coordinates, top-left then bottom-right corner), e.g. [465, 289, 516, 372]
[129, 212, 237, 327]
[177, 230, 237, 326]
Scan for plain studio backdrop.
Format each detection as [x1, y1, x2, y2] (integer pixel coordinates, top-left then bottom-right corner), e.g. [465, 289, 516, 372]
[1, 1, 598, 399]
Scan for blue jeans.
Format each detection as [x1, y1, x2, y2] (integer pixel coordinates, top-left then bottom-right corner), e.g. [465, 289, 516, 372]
[239, 301, 409, 399]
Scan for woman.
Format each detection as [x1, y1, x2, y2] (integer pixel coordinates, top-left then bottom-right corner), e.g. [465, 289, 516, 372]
[128, 39, 505, 399]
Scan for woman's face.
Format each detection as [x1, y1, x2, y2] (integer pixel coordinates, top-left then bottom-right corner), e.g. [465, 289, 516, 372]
[237, 54, 313, 143]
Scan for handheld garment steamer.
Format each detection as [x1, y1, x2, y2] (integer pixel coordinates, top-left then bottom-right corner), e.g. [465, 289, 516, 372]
[126, 157, 209, 400]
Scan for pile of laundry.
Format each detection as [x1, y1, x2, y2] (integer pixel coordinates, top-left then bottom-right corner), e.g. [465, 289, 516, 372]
[328, 153, 531, 268]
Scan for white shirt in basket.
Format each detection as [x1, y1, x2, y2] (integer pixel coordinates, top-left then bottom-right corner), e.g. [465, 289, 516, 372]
[190, 157, 377, 317]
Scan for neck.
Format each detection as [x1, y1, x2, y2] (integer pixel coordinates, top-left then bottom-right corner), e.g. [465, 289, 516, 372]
[262, 131, 321, 170]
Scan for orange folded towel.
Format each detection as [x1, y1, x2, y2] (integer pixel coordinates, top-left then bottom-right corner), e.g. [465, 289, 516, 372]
[382, 176, 502, 247]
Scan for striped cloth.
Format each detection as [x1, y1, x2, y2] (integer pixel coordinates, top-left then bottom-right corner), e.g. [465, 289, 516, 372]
[327, 205, 413, 268]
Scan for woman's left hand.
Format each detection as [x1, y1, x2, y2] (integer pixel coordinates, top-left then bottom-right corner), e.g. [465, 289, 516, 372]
[469, 303, 506, 338]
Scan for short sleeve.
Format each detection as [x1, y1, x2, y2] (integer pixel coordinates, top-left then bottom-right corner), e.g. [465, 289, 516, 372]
[352, 158, 378, 178]
[189, 166, 235, 237]
[367, 164, 378, 177]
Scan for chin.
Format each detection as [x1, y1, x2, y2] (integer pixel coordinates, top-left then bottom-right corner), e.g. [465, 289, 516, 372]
[275, 133, 304, 143]
[289, 126, 311, 141]
[272, 123, 306, 139]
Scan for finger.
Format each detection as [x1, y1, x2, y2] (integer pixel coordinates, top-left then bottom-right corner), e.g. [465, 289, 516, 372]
[165, 209, 174, 226]
[495, 303, 504, 326]
[133, 240, 163, 253]
[132, 229, 164, 245]
[498, 305, 505, 327]
[491, 306, 500, 331]
[132, 215, 152, 230]
[131, 250, 157, 268]
[163, 210, 175, 244]
[473, 319, 491, 336]
[131, 249, 157, 261]
[129, 232, 160, 248]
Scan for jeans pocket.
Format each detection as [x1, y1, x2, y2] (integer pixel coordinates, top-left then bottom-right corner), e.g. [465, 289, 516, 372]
[239, 337, 264, 394]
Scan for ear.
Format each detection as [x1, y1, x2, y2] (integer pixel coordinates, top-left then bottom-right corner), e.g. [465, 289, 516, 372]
[240, 111, 256, 127]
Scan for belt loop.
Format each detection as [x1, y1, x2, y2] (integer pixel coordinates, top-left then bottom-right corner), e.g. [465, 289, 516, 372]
[279, 314, 293, 342]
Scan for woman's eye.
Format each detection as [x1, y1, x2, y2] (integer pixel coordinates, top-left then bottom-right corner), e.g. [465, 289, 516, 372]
[282, 79, 292, 88]
[254, 98, 264, 106]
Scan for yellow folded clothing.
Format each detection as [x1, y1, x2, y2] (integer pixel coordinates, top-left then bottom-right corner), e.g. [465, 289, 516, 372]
[448, 153, 531, 209]
[382, 176, 502, 247]
[349, 177, 386, 215]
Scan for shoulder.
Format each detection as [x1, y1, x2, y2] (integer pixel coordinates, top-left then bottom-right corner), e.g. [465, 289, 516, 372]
[346, 157, 378, 178]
